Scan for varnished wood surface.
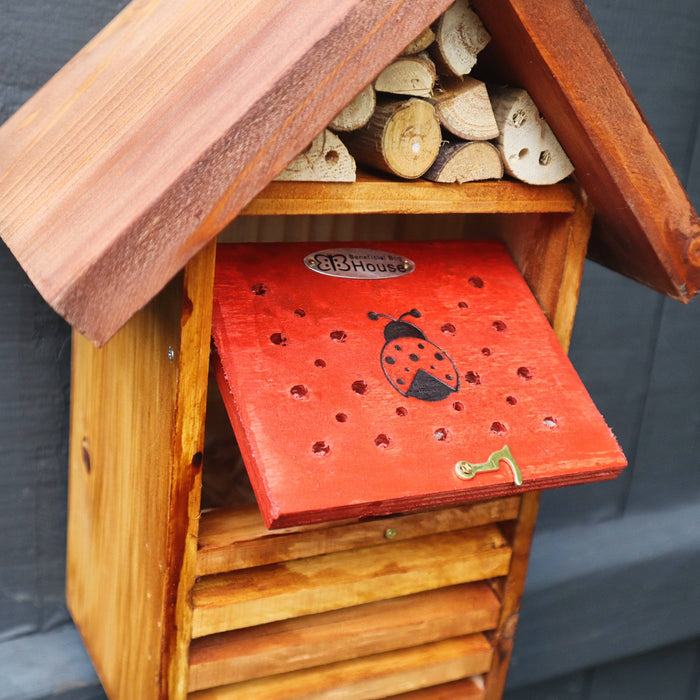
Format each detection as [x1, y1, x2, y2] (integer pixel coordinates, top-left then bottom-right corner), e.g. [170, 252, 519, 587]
[0, 0, 452, 345]
[191, 526, 512, 638]
[188, 635, 493, 699]
[66, 243, 216, 700]
[471, 0, 700, 301]
[197, 499, 520, 576]
[188, 582, 499, 690]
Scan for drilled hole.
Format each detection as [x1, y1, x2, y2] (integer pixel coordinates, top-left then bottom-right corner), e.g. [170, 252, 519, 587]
[352, 380, 368, 395]
[468, 276, 484, 288]
[539, 150, 552, 166]
[517, 148, 529, 160]
[481, 347, 492, 356]
[335, 413, 348, 423]
[441, 323, 456, 335]
[290, 384, 308, 399]
[251, 283, 268, 295]
[464, 371, 481, 385]
[517, 366, 534, 380]
[314, 359, 326, 368]
[294, 308, 306, 318]
[396, 406, 408, 417]
[325, 150, 339, 165]
[458, 301, 469, 309]
[506, 395, 518, 406]
[434, 428, 449, 441]
[330, 330, 348, 343]
[543, 416, 559, 429]
[374, 434, 391, 448]
[312, 441, 330, 456]
[490, 421, 508, 435]
[453, 401, 465, 411]
[492, 320, 507, 332]
[270, 332, 288, 346]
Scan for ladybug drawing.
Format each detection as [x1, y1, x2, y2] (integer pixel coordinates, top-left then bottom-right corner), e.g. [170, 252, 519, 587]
[368, 309, 460, 402]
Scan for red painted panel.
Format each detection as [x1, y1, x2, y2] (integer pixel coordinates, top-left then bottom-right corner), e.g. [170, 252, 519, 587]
[212, 241, 626, 528]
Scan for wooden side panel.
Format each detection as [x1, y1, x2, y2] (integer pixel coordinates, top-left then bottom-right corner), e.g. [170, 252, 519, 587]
[197, 498, 520, 575]
[471, 0, 700, 301]
[188, 635, 493, 700]
[188, 583, 499, 690]
[191, 526, 512, 637]
[0, 0, 452, 345]
[66, 243, 215, 700]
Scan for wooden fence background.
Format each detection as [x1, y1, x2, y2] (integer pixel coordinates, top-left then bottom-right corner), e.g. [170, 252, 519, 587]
[0, 1, 698, 697]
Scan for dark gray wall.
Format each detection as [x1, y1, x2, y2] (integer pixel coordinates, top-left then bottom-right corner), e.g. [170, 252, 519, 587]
[0, 1, 698, 698]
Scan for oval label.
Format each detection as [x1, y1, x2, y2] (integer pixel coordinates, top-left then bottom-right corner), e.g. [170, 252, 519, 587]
[304, 248, 415, 279]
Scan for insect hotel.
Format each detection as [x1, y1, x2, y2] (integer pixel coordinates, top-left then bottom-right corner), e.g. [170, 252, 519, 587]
[0, 0, 698, 698]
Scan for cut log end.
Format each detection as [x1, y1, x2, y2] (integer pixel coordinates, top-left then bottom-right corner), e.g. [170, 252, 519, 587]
[491, 87, 574, 186]
[375, 54, 437, 98]
[424, 141, 503, 183]
[400, 27, 436, 55]
[275, 130, 356, 182]
[431, 76, 499, 141]
[329, 84, 377, 132]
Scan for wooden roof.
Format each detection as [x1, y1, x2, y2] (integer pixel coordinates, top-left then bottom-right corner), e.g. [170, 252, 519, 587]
[0, 0, 698, 345]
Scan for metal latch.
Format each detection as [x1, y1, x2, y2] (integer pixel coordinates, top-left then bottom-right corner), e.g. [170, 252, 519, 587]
[455, 445, 523, 486]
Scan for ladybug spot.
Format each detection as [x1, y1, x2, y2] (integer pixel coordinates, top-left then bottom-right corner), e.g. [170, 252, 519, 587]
[465, 371, 481, 385]
[418, 343, 425, 349]
[453, 401, 465, 411]
[314, 359, 327, 368]
[445, 374, 453, 381]
[409, 353, 420, 362]
[396, 407, 408, 417]
[270, 332, 288, 346]
[492, 320, 507, 332]
[335, 413, 348, 423]
[469, 276, 484, 288]
[312, 441, 330, 456]
[490, 421, 508, 435]
[434, 352, 444, 361]
[434, 428, 449, 441]
[441, 323, 456, 335]
[331, 330, 347, 343]
[251, 283, 268, 295]
[290, 385, 308, 399]
[374, 434, 391, 448]
[352, 380, 368, 395]
[482, 348, 492, 356]
[506, 395, 518, 405]
[397, 378, 406, 386]
[394, 344, 403, 352]
[458, 301, 469, 309]
[294, 308, 306, 318]
[385, 356, 396, 365]
[517, 366, 534, 380]
[543, 416, 559, 429]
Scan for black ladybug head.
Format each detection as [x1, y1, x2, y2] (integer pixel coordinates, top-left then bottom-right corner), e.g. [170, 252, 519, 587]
[368, 309, 426, 342]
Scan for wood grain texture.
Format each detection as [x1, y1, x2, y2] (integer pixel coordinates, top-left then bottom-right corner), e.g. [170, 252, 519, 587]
[191, 526, 512, 637]
[187, 635, 493, 699]
[0, 0, 452, 345]
[188, 582, 499, 689]
[66, 243, 215, 700]
[471, 0, 700, 301]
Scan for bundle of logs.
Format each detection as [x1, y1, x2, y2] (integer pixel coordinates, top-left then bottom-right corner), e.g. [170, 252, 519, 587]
[277, 0, 573, 187]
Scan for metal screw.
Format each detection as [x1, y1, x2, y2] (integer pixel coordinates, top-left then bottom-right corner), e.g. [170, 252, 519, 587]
[168, 347, 175, 361]
[384, 527, 398, 540]
[307, 258, 317, 267]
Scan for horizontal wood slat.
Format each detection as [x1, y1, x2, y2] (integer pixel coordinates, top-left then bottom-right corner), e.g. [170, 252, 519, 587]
[389, 677, 485, 699]
[191, 526, 511, 637]
[188, 582, 500, 690]
[239, 175, 579, 217]
[187, 634, 493, 699]
[197, 498, 520, 576]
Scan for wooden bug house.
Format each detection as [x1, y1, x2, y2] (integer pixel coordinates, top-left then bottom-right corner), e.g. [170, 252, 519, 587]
[0, 1, 698, 698]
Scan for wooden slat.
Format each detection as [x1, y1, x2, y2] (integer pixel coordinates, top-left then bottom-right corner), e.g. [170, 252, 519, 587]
[0, 0, 453, 345]
[191, 526, 511, 638]
[188, 582, 499, 690]
[240, 175, 579, 216]
[471, 0, 700, 302]
[197, 498, 520, 576]
[389, 677, 485, 699]
[188, 635, 493, 699]
[66, 243, 216, 700]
